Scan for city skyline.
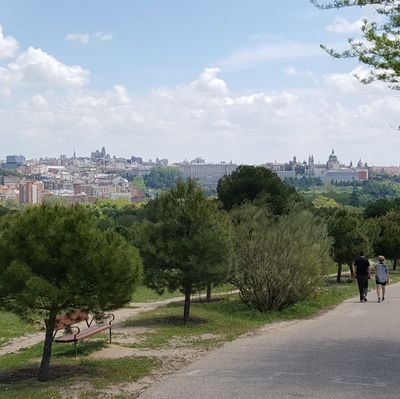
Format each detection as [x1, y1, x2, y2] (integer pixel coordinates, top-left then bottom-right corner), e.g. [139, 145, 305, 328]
[0, 147, 387, 168]
[0, 1, 399, 165]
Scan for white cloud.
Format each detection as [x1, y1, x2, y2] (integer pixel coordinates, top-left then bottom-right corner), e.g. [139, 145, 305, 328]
[190, 68, 228, 96]
[324, 67, 387, 94]
[65, 32, 90, 44]
[324, 72, 359, 93]
[94, 31, 113, 42]
[0, 25, 18, 59]
[8, 47, 90, 87]
[219, 40, 323, 71]
[64, 31, 113, 44]
[248, 32, 269, 41]
[284, 67, 314, 78]
[325, 17, 363, 34]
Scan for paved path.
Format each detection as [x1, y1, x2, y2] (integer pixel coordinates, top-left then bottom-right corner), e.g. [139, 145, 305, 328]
[140, 284, 400, 399]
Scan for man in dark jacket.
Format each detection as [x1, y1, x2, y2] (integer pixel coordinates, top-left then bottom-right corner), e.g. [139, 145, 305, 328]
[354, 252, 371, 302]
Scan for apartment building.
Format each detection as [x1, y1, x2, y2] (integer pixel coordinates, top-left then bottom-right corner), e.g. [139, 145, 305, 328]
[19, 181, 44, 204]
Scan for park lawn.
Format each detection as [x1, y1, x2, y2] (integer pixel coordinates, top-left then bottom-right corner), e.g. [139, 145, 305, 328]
[132, 283, 236, 302]
[0, 340, 160, 399]
[0, 311, 38, 346]
[0, 283, 236, 346]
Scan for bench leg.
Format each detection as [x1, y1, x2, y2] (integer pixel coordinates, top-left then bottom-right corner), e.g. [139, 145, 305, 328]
[109, 327, 112, 344]
[74, 340, 77, 359]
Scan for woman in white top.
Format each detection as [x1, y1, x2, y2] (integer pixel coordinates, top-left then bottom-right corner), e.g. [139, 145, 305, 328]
[375, 255, 390, 303]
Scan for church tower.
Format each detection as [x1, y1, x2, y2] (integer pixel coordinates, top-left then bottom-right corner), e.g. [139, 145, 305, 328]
[327, 149, 340, 170]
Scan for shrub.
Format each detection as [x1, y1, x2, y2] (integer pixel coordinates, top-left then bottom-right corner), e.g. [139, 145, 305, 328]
[232, 205, 332, 312]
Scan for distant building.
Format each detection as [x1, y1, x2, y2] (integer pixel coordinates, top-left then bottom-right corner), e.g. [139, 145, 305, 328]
[327, 149, 340, 170]
[321, 170, 360, 183]
[131, 189, 145, 203]
[19, 181, 44, 204]
[0, 185, 18, 202]
[267, 149, 369, 183]
[275, 170, 296, 178]
[3, 176, 20, 185]
[91, 146, 110, 163]
[131, 156, 143, 165]
[370, 166, 400, 176]
[4, 155, 25, 169]
[358, 169, 368, 180]
[156, 157, 168, 166]
[179, 161, 237, 189]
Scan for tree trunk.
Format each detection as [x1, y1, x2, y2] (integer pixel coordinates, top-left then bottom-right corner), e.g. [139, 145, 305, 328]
[393, 259, 397, 271]
[336, 263, 342, 283]
[38, 309, 57, 382]
[348, 263, 354, 279]
[183, 284, 192, 325]
[206, 282, 212, 303]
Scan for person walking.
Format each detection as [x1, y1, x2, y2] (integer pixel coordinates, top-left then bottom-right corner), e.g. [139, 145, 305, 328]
[354, 252, 371, 302]
[375, 255, 390, 303]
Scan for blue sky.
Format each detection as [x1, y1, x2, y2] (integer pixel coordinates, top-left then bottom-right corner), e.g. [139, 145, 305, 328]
[0, 0, 398, 165]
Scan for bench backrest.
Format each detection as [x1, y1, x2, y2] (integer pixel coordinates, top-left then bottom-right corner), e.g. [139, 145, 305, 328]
[54, 310, 89, 330]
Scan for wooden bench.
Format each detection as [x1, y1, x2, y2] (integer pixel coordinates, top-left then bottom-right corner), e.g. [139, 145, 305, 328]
[53, 310, 115, 357]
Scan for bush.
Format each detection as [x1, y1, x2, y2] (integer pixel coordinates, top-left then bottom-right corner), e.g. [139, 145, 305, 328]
[231, 205, 333, 312]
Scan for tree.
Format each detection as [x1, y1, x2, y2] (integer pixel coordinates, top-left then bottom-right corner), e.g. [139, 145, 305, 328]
[231, 205, 333, 312]
[312, 0, 400, 89]
[92, 201, 140, 233]
[312, 195, 340, 209]
[373, 211, 400, 270]
[326, 208, 371, 282]
[0, 204, 141, 381]
[143, 167, 183, 189]
[361, 180, 400, 200]
[364, 198, 400, 218]
[349, 187, 361, 207]
[217, 165, 301, 214]
[0, 204, 11, 218]
[131, 176, 146, 191]
[136, 180, 233, 324]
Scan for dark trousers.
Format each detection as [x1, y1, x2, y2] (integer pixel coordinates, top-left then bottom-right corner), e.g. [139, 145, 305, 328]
[357, 275, 369, 300]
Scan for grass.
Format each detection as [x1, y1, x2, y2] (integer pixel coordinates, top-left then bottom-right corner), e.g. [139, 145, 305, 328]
[131, 283, 236, 303]
[0, 311, 38, 346]
[0, 340, 160, 399]
[0, 283, 235, 346]
[131, 285, 182, 302]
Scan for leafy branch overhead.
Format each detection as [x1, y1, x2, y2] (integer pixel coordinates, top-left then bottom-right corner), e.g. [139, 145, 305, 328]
[312, 0, 400, 89]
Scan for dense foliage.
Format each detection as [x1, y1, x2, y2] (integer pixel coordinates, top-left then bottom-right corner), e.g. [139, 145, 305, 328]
[136, 180, 234, 324]
[0, 204, 141, 381]
[217, 165, 302, 214]
[143, 166, 183, 189]
[364, 198, 400, 218]
[373, 211, 400, 268]
[285, 176, 324, 189]
[325, 208, 373, 281]
[302, 179, 400, 207]
[231, 205, 332, 311]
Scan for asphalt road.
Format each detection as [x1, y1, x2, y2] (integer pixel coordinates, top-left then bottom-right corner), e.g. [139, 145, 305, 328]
[139, 284, 400, 399]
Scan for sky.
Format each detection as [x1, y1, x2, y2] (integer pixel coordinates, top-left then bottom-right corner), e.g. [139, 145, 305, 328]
[0, 0, 399, 166]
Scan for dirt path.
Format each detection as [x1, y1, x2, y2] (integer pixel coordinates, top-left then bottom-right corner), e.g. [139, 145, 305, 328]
[0, 296, 188, 357]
